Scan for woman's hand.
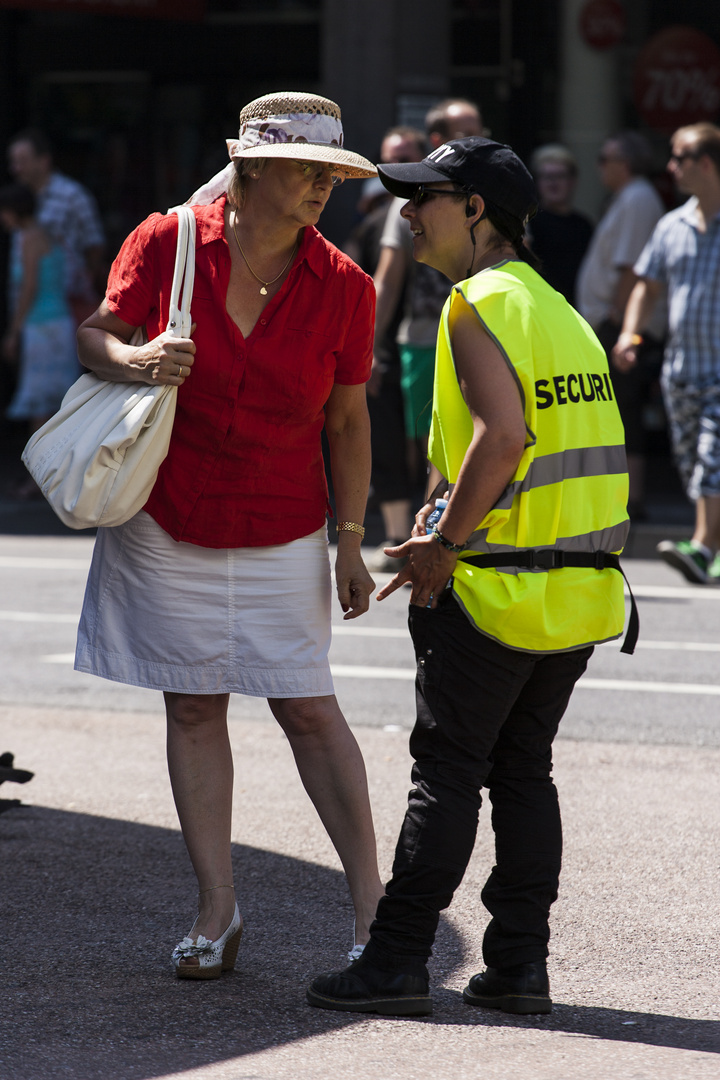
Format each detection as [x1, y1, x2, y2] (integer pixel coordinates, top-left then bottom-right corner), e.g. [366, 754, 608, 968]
[135, 327, 197, 386]
[78, 305, 197, 385]
[335, 546, 376, 620]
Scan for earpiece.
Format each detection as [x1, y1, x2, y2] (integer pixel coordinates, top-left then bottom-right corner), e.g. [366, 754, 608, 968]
[465, 204, 475, 218]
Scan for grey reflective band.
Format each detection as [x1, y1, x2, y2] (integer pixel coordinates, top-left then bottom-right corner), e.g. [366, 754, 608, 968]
[493, 445, 628, 511]
[465, 520, 630, 560]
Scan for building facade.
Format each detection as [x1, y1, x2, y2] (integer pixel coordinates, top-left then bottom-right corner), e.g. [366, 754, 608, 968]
[0, 0, 718, 253]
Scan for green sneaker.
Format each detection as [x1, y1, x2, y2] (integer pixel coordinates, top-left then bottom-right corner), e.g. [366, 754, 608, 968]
[656, 539, 710, 584]
[708, 553, 720, 584]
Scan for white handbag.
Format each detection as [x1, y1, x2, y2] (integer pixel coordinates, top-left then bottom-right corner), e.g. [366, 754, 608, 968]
[22, 205, 196, 530]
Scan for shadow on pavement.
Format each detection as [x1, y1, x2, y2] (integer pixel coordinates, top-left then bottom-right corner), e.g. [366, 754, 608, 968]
[2, 803, 456, 1080]
[435, 989, 720, 1053]
[2, 803, 717, 1079]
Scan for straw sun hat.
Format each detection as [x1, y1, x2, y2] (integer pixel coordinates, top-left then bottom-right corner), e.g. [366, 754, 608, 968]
[186, 91, 376, 206]
[226, 91, 377, 179]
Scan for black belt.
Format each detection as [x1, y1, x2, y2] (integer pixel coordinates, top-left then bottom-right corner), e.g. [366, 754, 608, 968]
[460, 549, 638, 655]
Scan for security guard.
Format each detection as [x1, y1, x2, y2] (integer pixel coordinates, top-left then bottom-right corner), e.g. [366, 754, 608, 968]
[308, 138, 633, 1018]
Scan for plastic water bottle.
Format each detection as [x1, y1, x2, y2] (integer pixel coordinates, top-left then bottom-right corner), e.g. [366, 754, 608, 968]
[424, 498, 449, 608]
[425, 497, 448, 532]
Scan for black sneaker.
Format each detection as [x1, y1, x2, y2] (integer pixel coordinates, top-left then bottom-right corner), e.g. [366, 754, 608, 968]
[656, 539, 710, 584]
[462, 961, 552, 1015]
[307, 959, 432, 1016]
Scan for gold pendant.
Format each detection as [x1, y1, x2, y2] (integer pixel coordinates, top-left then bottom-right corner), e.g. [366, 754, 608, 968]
[260, 286, 268, 295]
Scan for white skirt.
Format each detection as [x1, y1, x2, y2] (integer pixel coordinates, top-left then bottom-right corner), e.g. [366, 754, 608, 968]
[75, 512, 334, 698]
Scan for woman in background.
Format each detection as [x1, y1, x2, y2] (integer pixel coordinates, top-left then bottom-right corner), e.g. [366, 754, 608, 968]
[0, 183, 78, 495]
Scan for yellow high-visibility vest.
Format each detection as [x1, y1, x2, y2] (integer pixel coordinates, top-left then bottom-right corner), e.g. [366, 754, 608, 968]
[429, 260, 629, 654]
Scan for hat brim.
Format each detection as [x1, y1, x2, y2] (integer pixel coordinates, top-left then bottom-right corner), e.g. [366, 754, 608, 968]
[377, 160, 456, 198]
[228, 141, 377, 179]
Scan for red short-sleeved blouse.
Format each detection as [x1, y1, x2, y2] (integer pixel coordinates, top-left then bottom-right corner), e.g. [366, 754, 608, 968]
[105, 197, 374, 548]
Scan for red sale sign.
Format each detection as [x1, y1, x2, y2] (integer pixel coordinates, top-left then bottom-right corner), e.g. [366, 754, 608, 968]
[579, 0, 626, 51]
[633, 26, 720, 133]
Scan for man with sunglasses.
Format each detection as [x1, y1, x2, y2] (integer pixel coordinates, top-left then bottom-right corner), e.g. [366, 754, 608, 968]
[614, 123, 720, 585]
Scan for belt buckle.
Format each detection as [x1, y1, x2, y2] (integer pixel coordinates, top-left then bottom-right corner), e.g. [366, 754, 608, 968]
[532, 549, 563, 570]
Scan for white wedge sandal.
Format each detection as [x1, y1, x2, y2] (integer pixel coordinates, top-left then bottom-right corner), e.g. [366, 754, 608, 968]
[172, 889, 243, 980]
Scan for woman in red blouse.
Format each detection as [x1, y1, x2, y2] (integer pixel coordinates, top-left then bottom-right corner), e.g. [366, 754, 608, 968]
[76, 92, 385, 979]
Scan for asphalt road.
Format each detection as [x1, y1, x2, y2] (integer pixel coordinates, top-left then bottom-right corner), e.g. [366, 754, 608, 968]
[1, 532, 719, 1080]
[1, 534, 719, 747]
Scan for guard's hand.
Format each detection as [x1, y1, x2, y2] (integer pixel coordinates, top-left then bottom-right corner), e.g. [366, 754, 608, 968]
[335, 548, 376, 619]
[412, 500, 435, 537]
[377, 533, 457, 608]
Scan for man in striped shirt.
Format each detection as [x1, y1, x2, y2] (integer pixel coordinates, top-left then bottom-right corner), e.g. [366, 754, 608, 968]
[614, 122, 720, 585]
[7, 128, 105, 323]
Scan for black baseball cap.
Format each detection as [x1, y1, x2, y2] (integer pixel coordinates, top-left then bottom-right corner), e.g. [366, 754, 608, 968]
[377, 137, 538, 223]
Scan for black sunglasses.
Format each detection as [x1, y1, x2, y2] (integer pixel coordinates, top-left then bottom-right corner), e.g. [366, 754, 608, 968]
[669, 150, 701, 164]
[409, 185, 469, 207]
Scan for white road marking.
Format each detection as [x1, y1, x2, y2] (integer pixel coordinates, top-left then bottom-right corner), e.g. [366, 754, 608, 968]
[328, 665, 720, 696]
[35, 653, 720, 696]
[0, 610, 78, 623]
[600, 639, 720, 652]
[578, 678, 720, 696]
[331, 664, 414, 680]
[0, 556, 90, 570]
[629, 584, 720, 601]
[5, 607, 720, 650]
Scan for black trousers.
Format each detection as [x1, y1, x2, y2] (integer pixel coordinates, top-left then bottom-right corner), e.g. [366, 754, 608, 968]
[365, 591, 593, 975]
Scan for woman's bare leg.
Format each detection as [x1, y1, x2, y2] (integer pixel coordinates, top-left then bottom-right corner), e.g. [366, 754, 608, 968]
[165, 692, 237, 950]
[268, 694, 385, 944]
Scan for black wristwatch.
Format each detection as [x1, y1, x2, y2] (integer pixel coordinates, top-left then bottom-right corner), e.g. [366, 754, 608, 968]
[432, 526, 465, 554]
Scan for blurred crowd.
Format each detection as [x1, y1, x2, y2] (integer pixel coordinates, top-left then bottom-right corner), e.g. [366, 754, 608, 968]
[0, 128, 105, 498]
[2, 104, 719, 584]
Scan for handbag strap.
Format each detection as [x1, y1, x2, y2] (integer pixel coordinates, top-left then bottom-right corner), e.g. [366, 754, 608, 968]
[166, 205, 196, 338]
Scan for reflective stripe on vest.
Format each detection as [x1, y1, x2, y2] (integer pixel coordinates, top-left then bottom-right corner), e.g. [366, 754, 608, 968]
[492, 444, 628, 512]
[429, 261, 630, 655]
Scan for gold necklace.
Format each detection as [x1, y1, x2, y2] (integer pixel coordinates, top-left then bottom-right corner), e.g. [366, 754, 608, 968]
[232, 214, 297, 295]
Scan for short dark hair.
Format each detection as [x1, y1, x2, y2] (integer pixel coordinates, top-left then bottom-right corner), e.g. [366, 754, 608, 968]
[382, 126, 428, 158]
[675, 122, 720, 177]
[425, 98, 481, 141]
[9, 127, 53, 159]
[607, 131, 654, 176]
[0, 183, 37, 219]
